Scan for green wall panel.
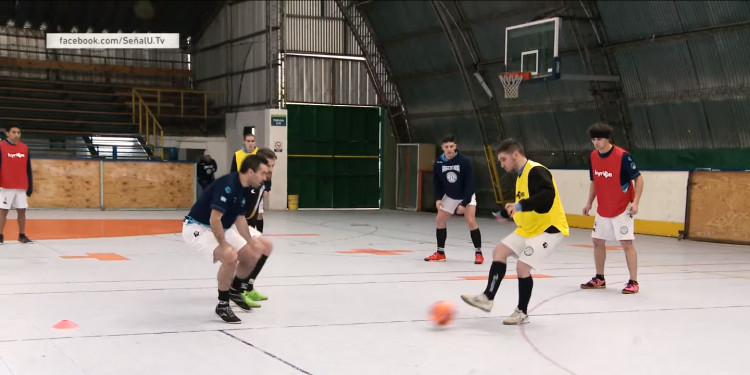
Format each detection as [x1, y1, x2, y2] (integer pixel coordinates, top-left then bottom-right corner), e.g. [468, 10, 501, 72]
[288, 104, 381, 208]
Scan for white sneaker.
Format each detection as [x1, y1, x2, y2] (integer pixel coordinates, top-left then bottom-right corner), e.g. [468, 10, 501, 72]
[502, 308, 529, 325]
[460, 293, 494, 312]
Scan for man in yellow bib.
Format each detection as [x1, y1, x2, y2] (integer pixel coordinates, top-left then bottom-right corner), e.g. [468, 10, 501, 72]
[230, 134, 258, 172]
[461, 138, 569, 325]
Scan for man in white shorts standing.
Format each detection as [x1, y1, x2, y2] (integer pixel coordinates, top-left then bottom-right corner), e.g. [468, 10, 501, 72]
[581, 123, 644, 294]
[461, 138, 569, 325]
[0, 125, 34, 244]
[182, 154, 272, 323]
[425, 134, 484, 264]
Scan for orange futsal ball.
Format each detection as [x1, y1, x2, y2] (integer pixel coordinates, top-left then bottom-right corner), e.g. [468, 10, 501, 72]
[430, 300, 456, 326]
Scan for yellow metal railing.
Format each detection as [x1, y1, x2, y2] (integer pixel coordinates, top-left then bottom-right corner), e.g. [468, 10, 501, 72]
[132, 88, 164, 160]
[484, 144, 505, 204]
[131, 87, 226, 119]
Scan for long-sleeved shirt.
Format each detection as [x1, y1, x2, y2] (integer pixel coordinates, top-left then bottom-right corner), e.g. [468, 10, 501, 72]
[197, 159, 218, 182]
[433, 151, 475, 206]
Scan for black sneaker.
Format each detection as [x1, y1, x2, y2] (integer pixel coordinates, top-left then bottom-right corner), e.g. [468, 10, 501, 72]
[229, 290, 259, 311]
[0, 234, 4, 245]
[18, 235, 33, 244]
[215, 303, 241, 324]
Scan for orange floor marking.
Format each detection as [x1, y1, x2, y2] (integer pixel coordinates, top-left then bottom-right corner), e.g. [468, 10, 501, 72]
[2, 219, 181, 240]
[337, 249, 412, 255]
[460, 274, 552, 280]
[61, 253, 130, 261]
[52, 320, 79, 329]
[570, 244, 623, 251]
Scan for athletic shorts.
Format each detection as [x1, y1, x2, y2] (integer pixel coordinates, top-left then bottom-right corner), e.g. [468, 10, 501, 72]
[592, 209, 635, 241]
[440, 194, 477, 214]
[0, 188, 28, 210]
[501, 231, 565, 270]
[182, 219, 261, 262]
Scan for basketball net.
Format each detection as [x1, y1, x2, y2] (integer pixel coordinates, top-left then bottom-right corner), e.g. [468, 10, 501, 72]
[498, 72, 528, 99]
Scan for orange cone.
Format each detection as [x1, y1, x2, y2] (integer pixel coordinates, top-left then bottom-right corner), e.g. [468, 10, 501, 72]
[52, 320, 79, 329]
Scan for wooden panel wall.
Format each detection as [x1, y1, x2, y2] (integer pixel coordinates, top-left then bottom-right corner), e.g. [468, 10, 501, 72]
[28, 159, 100, 208]
[687, 171, 750, 244]
[25, 159, 194, 209]
[102, 161, 195, 209]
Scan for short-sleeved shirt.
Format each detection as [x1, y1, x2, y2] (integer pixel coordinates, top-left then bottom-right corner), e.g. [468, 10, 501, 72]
[588, 147, 641, 188]
[187, 172, 247, 229]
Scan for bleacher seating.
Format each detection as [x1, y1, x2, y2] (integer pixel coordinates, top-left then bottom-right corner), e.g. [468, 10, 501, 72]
[0, 77, 224, 158]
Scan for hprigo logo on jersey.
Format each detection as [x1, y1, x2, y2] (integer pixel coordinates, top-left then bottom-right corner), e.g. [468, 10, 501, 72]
[594, 170, 613, 178]
[7, 152, 25, 158]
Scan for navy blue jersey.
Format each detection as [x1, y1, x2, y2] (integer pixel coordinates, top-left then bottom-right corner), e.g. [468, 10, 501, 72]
[433, 151, 475, 206]
[588, 147, 641, 191]
[187, 172, 247, 229]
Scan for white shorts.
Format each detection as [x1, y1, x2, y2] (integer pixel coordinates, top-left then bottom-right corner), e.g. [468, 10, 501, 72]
[501, 231, 564, 270]
[592, 210, 635, 241]
[439, 193, 477, 214]
[0, 189, 28, 209]
[182, 221, 261, 262]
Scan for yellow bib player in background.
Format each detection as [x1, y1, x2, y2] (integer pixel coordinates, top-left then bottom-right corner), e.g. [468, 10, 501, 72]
[230, 134, 259, 172]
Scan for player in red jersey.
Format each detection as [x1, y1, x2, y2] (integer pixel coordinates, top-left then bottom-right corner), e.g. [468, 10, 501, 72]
[0, 126, 34, 244]
[581, 123, 644, 294]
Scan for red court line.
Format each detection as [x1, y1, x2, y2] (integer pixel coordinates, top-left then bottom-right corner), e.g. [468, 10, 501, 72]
[570, 244, 622, 251]
[460, 274, 552, 280]
[337, 249, 413, 255]
[264, 234, 319, 237]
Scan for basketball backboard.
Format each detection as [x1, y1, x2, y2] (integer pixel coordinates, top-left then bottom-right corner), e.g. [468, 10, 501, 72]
[504, 17, 561, 81]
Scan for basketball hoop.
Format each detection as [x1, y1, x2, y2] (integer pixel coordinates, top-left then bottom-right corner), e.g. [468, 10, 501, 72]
[498, 72, 530, 99]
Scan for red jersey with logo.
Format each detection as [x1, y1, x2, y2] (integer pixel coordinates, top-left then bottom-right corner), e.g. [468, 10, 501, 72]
[590, 146, 638, 218]
[0, 140, 32, 190]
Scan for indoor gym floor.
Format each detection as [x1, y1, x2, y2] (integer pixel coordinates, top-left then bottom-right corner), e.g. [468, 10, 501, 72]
[0, 209, 747, 375]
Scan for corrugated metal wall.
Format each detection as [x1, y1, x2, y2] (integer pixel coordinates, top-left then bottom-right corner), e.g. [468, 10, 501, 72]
[283, 0, 372, 106]
[195, 1, 269, 110]
[285, 55, 377, 105]
[599, 0, 750, 151]
[194, 0, 371, 109]
[0, 26, 187, 86]
[285, 16, 347, 54]
[356, 0, 750, 208]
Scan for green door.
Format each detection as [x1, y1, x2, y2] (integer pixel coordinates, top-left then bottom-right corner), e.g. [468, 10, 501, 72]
[287, 104, 381, 208]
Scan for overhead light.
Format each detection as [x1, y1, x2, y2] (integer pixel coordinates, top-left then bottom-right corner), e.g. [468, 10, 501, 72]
[473, 71, 493, 99]
[284, 51, 366, 61]
[40, 22, 47, 31]
[102, 28, 108, 33]
[71, 26, 78, 33]
[23, 21, 31, 29]
[6, 19, 15, 27]
[86, 27, 93, 33]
